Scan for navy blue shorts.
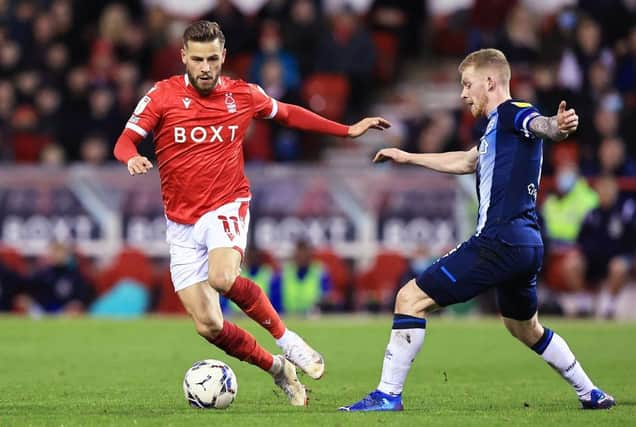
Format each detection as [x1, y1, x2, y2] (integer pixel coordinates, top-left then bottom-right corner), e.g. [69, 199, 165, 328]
[415, 236, 543, 321]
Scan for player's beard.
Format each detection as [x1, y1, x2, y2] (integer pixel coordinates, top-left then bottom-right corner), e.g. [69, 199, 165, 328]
[470, 92, 488, 118]
[188, 70, 218, 96]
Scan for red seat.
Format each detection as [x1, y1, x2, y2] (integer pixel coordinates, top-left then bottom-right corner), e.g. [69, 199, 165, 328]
[0, 246, 28, 275]
[95, 247, 154, 294]
[314, 249, 351, 305]
[371, 31, 399, 82]
[355, 251, 407, 308]
[224, 52, 252, 80]
[156, 267, 187, 314]
[301, 73, 350, 122]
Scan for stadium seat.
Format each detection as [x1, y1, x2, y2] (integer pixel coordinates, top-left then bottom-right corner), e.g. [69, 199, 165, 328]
[314, 248, 352, 306]
[0, 245, 28, 275]
[243, 120, 273, 162]
[95, 247, 155, 295]
[371, 31, 399, 83]
[156, 266, 187, 314]
[354, 250, 407, 310]
[224, 52, 253, 80]
[301, 73, 350, 122]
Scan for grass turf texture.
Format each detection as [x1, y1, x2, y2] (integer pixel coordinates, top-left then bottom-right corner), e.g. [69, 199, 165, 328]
[0, 316, 633, 426]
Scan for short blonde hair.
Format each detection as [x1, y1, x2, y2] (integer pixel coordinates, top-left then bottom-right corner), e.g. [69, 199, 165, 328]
[458, 48, 511, 83]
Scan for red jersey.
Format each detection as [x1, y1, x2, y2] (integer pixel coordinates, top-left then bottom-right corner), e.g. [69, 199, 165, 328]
[123, 75, 278, 224]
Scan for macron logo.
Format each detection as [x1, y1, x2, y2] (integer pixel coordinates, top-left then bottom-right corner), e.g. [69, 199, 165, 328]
[183, 98, 191, 109]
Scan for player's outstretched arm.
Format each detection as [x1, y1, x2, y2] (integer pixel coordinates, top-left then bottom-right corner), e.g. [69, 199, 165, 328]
[373, 146, 478, 175]
[273, 102, 391, 137]
[347, 117, 392, 138]
[528, 100, 578, 141]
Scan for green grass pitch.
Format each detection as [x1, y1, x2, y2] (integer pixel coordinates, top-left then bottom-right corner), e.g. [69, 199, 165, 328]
[0, 316, 633, 426]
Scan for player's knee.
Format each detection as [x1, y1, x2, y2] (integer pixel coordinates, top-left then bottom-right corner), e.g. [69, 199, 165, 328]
[504, 316, 542, 346]
[608, 257, 628, 278]
[395, 280, 435, 317]
[208, 269, 238, 293]
[194, 311, 224, 340]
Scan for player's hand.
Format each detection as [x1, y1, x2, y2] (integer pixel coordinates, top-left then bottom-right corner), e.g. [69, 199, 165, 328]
[127, 155, 153, 175]
[347, 117, 391, 138]
[373, 148, 410, 164]
[556, 100, 578, 138]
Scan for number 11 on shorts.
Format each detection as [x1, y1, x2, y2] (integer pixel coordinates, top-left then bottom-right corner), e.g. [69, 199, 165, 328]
[218, 215, 240, 240]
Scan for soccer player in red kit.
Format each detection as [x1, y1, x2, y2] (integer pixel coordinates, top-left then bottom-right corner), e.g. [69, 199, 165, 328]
[113, 21, 390, 406]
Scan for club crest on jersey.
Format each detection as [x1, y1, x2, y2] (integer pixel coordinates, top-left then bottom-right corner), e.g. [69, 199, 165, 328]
[479, 137, 488, 154]
[182, 97, 191, 109]
[225, 93, 237, 113]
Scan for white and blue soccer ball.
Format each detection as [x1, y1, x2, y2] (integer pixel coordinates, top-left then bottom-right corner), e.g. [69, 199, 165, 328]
[183, 359, 238, 409]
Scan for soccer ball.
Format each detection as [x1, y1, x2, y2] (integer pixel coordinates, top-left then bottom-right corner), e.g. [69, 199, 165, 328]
[183, 359, 238, 409]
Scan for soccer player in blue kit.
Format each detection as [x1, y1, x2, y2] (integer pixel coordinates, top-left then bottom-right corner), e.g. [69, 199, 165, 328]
[340, 49, 616, 412]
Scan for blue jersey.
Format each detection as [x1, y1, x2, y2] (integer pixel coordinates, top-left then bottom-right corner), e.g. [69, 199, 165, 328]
[475, 100, 543, 246]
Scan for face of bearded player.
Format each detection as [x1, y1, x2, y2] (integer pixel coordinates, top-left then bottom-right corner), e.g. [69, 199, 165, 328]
[181, 39, 226, 96]
[460, 65, 490, 118]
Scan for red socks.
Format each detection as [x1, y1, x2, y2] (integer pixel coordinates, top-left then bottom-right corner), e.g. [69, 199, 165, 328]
[208, 277, 287, 373]
[226, 276, 286, 339]
[210, 320, 273, 372]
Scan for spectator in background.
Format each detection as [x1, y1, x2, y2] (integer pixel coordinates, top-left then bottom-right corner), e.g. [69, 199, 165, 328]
[0, 260, 23, 311]
[542, 160, 598, 302]
[114, 61, 142, 113]
[315, 6, 376, 117]
[468, 0, 518, 51]
[615, 26, 636, 94]
[14, 68, 40, 103]
[43, 43, 70, 88]
[282, 0, 322, 76]
[82, 85, 122, 150]
[495, 4, 540, 65]
[10, 104, 52, 163]
[596, 137, 636, 177]
[578, 175, 636, 318]
[19, 242, 93, 316]
[558, 16, 612, 92]
[369, 0, 426, 58]
[204, 0, 255, 55]
[8, 0, 37, 47]
[34, 86, 63, 140]
[28, 12, 56, 67]
[543, 160, 598, 244]
[79, 133, 110, 166]
[0, 39, 21, 77]
[577, 175, 636, 318]
[0, 79, 15, 159]
[412, 111, 457, 153]
[39, 142, 66, 167]
[249, 20, 301, 100]
[272, 240, 331, 315]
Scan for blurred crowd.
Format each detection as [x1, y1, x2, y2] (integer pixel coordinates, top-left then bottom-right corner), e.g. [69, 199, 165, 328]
[1, 1, 634, 169]
[0, 0, 425, 164]
[380, 0, 636, 179]
[1, 0, 636, 319]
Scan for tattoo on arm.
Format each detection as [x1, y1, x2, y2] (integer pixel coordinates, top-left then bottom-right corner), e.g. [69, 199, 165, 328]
[528, 115, 567, 141]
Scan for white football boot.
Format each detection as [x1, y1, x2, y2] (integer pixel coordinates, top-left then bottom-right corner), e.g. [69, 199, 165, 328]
[279, 330, 325, 380]
[272, 355, 308, 406]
